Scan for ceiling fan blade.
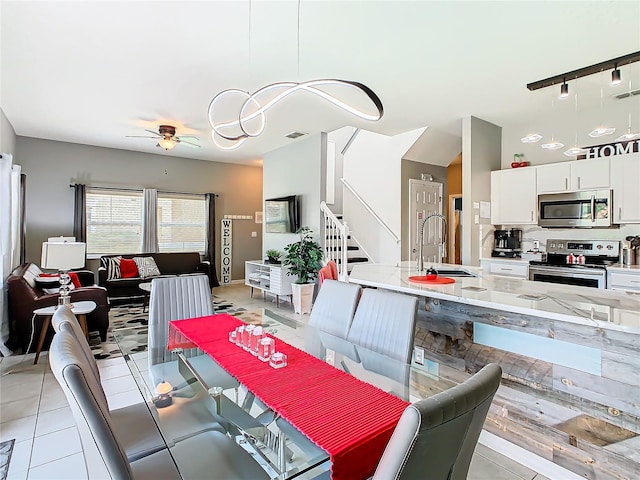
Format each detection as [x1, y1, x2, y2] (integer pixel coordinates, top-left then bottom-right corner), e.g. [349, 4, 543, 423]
[125, 135, 160, 139]
[145, 129, 162, 137]
[177, 138, 201, 148]
[177, 135, 200, 141]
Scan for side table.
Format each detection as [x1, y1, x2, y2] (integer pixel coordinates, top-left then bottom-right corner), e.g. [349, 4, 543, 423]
[139, 282, 152, 312]
[32, 300, 97, 364]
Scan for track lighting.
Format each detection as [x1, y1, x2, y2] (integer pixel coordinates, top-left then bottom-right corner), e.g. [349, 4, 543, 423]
[611, 64, 621, 85]
[559, 79, 569, 99]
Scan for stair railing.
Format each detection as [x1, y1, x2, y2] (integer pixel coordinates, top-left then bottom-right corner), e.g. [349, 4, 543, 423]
[340, 178, 400, 244]
[320, 201, 349, 280]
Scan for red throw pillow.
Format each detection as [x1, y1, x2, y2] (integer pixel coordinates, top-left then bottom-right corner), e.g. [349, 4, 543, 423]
[68, 272, 81, 288]
[39, 273, 59, 277]
[120, 258, 139, 278]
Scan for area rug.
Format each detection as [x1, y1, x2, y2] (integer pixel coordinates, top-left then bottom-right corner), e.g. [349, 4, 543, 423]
[0, 439, 14, 480]
[89, 296, 246, 360]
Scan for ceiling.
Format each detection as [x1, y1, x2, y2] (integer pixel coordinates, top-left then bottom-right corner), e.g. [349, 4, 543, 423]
[2, 1, 639, 167]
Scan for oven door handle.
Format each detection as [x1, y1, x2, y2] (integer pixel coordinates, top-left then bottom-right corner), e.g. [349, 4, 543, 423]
[529, 266, 605, 278]
[591, 195, 596, 222]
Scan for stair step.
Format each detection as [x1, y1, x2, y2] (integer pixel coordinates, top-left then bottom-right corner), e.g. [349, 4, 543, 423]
[326, 246, 359, 251]
[326, 235, 351, 239]
[336, 257, 369, 264]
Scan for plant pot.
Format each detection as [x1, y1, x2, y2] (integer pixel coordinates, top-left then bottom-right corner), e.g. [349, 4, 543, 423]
[291, 283, 314, 314]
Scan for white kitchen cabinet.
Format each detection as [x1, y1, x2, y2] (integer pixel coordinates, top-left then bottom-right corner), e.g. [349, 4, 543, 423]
[607, 268, 640, 293]
[480, 258, 529, 279]
[610, 153, 640, 223]
[536, 158, 610, 194]
[245, 261, 296, 306]
[491, 168, 537, 225]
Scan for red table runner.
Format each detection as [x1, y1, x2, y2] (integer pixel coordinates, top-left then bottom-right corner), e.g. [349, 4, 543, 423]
[169, 314, 409, 480]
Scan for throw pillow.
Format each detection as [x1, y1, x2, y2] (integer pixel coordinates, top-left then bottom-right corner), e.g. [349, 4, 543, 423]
[100, 256, 122, 281]
[133, 256, 161, 279]
[68, 272, 81, 288]
[120, 258, 139, 278]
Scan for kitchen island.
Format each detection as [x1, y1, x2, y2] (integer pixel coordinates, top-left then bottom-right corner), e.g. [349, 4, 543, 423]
[349, 263, 640, 480]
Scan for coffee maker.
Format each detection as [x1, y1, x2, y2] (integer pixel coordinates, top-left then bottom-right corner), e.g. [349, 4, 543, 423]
[492, 229, 523, 258]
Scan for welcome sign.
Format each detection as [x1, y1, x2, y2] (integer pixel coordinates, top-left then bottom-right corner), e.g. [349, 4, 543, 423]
[221, 218, 232, 285]
[577, 139, 640, 159]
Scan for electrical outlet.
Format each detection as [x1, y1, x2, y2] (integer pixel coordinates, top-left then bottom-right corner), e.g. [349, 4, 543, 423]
[414, 347, 425, 365]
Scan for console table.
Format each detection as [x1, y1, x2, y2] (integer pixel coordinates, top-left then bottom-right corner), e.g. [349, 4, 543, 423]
[244, 261, 296, 307]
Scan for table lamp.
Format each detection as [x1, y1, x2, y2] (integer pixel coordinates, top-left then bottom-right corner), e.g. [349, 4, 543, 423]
[41, 240, 86, 307]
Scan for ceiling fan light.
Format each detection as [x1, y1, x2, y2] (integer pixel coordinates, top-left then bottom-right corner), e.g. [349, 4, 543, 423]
[158, 138, 177, 150]
[541, 140, 564, 150]
[588, 126, 616, 138]
[611, 67, 622, 85]
[521, 133, 542, 143]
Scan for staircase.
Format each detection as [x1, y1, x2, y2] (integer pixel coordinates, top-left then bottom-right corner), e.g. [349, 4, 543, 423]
[320, 201, 369, 279]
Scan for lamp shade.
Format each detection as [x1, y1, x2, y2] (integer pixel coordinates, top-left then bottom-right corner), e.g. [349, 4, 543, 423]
[41, 242, 86, 270]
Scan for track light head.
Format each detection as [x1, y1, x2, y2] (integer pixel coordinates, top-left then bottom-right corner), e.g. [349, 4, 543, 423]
[611, 65, 622, 85]
[559, 80, 569, 99]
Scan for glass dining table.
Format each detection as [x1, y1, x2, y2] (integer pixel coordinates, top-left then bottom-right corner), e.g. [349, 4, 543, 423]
[113, 308, 461, 479]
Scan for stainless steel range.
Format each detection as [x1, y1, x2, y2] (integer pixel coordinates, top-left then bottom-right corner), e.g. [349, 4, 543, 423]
[528, 239, 619, 289]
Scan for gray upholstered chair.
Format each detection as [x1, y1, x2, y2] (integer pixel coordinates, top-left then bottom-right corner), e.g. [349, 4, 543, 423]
[371, 363, 503, 480]
[148, 275, 238, 390]
[306, 279, 362, 362]
[347, 288, 418, 363]
[49, 328, 270, 479]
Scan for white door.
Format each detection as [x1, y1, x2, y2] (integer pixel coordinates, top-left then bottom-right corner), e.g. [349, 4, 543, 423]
[409, 179, 444, 264]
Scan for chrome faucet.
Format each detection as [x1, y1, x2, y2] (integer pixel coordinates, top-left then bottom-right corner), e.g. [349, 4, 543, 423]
[417, 212, 447, 271]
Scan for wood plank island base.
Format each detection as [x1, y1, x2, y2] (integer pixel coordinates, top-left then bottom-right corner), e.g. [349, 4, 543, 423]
[349, 263, 640, 480]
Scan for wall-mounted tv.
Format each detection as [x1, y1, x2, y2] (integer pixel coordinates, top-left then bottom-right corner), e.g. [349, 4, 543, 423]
[264, 195, 300, 233]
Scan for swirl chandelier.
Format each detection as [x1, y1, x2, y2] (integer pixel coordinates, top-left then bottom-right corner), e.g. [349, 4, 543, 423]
[207, 79, 384, 150]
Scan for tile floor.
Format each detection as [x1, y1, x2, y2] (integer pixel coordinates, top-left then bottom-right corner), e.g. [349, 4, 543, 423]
[0, 283, 584, 480]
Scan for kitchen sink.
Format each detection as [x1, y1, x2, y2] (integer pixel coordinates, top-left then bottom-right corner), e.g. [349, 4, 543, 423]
[431, 269, 477, 277]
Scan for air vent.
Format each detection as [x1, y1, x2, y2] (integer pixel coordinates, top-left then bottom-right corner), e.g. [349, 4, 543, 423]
[285, 131, 307, 139]
[613, 88, 640, 100]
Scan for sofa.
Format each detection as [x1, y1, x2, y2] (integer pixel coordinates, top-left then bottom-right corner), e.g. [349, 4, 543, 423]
[98, 252, 213, 301]
[6, 263, 110, 353]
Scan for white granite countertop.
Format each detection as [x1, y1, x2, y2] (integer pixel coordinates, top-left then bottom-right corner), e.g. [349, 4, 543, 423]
[348, 262, 640, 334]
[607, 263, 640, 272]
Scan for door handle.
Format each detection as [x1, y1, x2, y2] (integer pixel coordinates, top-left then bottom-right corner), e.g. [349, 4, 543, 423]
[531, 211, 534, 221]
[578, 177, 581, 189]
[619, 207, 622, 220]
[565, 178, 568, 190]
[591, 195, 596, 222]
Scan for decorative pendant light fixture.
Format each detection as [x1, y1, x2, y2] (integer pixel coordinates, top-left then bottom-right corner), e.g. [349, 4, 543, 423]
[616, 113, 640, 141]
[541, 98, 564, 150]
[564, 93, 588, 157]
[208, 1, 383, 150]
[588, 78, 616, 138]
[521, 133, 542, 143]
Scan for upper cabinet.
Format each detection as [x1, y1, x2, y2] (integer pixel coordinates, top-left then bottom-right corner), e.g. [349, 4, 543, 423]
[491, 168, 537, 225]
[536, 158, 610, 194]
[611, 153, 640, 223]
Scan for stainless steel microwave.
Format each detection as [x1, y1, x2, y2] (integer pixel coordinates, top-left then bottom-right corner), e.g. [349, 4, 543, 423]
[538, 190, 614, 228]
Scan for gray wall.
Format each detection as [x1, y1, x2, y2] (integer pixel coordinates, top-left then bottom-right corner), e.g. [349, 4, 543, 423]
[16, 137, 262, 281]
[262, 133, 326, 257]
[462, 116, 501, 265]
[400, 160, 448, 261]
[0, 108, 16, 156]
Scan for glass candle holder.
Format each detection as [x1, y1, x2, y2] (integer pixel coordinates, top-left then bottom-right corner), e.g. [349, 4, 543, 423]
[243, 325, 255, 351]
[228, 330, 237, 343]
[235, 326, 245, 347]
[258, 337, 275, 362]
[250, 326, 264, 356]
[269, 351, 287, 369]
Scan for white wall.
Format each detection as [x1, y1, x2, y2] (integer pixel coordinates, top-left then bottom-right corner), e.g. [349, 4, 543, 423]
[342, 128, 425, 265]
[16, 137, 263, 280]
[0, 108, 16, 156]
[462, 116, 501, 266]
[262, 133, 325, 257]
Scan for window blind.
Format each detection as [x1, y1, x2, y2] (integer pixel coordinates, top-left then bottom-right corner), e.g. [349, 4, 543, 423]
[157, 193, 206, 253]
[86, 189, 143, 254]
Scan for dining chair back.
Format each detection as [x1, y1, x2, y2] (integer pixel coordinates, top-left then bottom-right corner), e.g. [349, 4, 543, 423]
[372, 363, 503, 480]
[309, 279, 361, 338]
[318, 260, 339, 285]
[347, 288, 418, 363]
[148, 275, 213, 370]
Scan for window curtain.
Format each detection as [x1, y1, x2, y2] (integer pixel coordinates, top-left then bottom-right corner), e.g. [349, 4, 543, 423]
[73, 183, 87, 242]
[206, 193, 220, 288]
[1, 154, 22, 355]
[142, 188, 158, 253]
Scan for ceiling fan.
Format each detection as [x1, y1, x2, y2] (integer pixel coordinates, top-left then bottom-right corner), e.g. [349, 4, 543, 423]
[126, 125, 200, 151]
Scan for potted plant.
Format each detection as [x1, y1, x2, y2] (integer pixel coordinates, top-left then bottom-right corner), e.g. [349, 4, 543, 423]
[265, 249, 282, 264]
[283, 227, 324, 314]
